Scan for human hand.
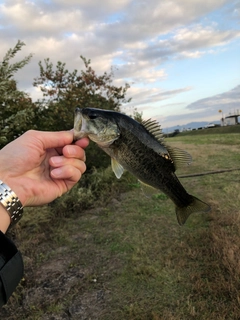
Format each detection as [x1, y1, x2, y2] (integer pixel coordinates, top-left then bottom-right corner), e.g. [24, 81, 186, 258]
[0, 130, 89, 207]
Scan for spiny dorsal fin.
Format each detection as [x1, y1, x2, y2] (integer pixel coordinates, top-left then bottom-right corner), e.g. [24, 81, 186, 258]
[166, 146, 192, 169]
[142, 119, 165, 143]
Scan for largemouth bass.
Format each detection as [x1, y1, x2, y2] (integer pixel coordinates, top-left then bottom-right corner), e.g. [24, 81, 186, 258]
[74, 107, 210, 225]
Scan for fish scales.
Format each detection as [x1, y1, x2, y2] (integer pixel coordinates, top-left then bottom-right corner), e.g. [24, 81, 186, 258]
[105, 124, 191, 207]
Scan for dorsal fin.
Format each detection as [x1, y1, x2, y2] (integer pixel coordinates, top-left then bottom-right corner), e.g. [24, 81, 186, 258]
[142, 119, 165, 143]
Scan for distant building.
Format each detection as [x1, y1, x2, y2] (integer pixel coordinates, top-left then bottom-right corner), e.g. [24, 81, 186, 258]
[224, 114, 239, 126]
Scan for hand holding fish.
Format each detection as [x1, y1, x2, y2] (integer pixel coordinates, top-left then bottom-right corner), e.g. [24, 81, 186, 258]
[0, 130, 89, 231]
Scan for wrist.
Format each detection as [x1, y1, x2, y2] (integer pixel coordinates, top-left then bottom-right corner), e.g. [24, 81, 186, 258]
[0, 174, 27, 207]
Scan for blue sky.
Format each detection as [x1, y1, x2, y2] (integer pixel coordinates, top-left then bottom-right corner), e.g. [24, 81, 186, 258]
[0, 0, 239, 129]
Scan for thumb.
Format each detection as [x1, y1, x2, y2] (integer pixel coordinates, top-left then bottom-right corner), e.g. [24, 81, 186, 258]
[28, 130, 74, 150]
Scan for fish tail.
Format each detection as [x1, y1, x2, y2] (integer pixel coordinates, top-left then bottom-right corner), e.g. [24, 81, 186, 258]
[176, 196, 211, 225]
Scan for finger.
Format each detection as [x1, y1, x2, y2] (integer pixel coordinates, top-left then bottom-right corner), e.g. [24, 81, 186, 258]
[74, 137, 89, 149]
[62, 145, 86, 161]
[50, 164, 85, 183]
[26, 130, 74, 150]
[50, 157, 87, 173]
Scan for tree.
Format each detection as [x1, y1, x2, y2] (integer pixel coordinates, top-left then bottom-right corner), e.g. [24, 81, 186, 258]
[0, 41, 34, 147]
[33, 56, 131, 131]
[132, 108, 143, 123]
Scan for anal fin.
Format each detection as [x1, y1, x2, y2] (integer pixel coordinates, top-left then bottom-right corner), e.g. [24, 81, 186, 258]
[139, 180, 159, 198]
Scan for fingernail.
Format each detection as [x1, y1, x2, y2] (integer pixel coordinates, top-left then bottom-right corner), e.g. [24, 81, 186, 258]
[51, 157, 63, 165]
[51, 168, 62, 177]
[65, 146, 77, 156]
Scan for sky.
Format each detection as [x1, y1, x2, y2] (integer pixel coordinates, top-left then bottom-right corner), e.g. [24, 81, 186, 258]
[0, 0, 240, 129]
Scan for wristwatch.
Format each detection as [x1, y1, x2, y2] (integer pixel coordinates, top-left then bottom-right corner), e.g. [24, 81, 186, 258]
[0, 180, 23, 226]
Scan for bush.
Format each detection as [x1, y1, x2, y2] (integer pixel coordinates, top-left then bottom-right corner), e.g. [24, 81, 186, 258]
[50, 166, 134, 217]
[20, 166, 136, 232]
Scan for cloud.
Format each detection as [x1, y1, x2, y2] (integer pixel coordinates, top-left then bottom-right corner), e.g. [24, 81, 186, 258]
[0, 0, 239, 128]
[110, 22, 240, 84]
[173, 25, 238, 49]
[98, 0, 230, 41]
[0, 0, 131, 37]
[1, 0, 237, 63]
[133, 25, 240, 64]
[156, 85, 240, 128]
[114, 61, 167, 84]
[1, 3, 85, 36]
[187, 85, 240, 111]
[122, 86, 192, 113]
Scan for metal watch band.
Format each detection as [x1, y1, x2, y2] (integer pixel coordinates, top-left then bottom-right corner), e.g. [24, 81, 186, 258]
[0, 180, 23, 226]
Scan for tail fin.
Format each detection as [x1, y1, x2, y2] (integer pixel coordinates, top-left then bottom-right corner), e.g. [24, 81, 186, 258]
[176, 196, 211, 225]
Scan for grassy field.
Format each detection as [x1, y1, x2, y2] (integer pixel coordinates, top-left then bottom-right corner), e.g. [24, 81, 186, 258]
[1, 131, 240, 319]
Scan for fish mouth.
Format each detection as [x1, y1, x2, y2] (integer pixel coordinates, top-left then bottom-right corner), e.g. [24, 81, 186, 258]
[73, 107, 88, 140]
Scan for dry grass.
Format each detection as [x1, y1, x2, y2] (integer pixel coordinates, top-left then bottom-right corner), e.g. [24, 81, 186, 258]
[168, 133, 240, 319]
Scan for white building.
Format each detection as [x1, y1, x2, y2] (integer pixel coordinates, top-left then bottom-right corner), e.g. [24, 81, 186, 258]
[224, 115, 239, 126]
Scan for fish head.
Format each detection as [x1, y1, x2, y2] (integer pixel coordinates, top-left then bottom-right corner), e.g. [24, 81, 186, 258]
[74, 107, 120, 147]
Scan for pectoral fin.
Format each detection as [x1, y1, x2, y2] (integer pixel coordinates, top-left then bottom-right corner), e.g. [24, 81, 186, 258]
[111, 158, 124, 179]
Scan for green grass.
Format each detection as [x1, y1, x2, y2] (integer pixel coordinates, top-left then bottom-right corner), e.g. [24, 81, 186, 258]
[170, 132, 240, 145]
[1, 131, 240, 319]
